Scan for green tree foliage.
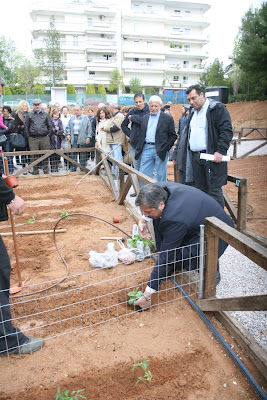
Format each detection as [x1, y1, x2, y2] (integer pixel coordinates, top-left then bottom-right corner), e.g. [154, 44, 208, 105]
[67, 84, 76, 94]
[129, 77, 142, 93]
[107, 68, 125, 93]
[97, 84, 106, 95]
[3, 86, 12, 95]
[233, 3, 267, 95]
[145, 87, 155, 95]
[34, 16, 64, 86]
[85, 84, 95, 94]
[15, 59, 40, 94]
[0, 36, 22, 86]
[199, 58, 228, 88]
[33, 83, 45, 94]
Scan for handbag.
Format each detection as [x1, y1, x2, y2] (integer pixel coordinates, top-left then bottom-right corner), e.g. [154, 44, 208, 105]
[123, 149, 133, 165]
[0, 134, 7, 146]
[10, 133, 26, 149]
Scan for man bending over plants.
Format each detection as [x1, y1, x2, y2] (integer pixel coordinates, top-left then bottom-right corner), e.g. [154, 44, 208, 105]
[134, 182, 234, 310]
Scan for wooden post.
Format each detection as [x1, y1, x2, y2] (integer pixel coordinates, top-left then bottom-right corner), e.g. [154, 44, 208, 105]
[204, 224, 219, 298]
[237, 178, 248, 231]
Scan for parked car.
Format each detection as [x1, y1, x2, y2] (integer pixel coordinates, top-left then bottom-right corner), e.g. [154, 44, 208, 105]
[66, 100, 77, 106]
[3, 100, 19, 108]
[84, 97, 109, 107]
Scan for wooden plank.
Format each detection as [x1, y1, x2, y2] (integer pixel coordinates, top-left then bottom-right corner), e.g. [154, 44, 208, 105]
[214, 311, 267, 381]
[222, 187, 237, 222]
[243, 229, 267, 248]
[238, 141, 267, 159]
[1, 229, 67, 236]
[198, 294, 267, 311]
[102, 158, 118, 200]
[237, 178, 248, 231]
[204, 225, 218, 298]
[205, 217, 267, 270]
[130, 173, 141, 194]
[118, 175, 132, 205]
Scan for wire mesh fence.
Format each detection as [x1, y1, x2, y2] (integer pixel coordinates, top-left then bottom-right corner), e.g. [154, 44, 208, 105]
[0, 242, 203, 355]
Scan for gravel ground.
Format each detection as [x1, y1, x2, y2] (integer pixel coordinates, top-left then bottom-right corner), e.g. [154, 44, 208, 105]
[218, 246, 267, 350]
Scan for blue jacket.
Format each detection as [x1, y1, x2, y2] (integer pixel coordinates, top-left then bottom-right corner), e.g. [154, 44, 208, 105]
[121, 103, 149, 148]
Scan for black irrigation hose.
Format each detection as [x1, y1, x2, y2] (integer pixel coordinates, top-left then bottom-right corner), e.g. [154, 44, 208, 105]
[12, 213, 131, 299]
[169, 275, 267, 400]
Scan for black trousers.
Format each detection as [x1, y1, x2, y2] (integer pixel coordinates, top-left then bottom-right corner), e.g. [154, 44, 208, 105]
[0, 236, 27, 353]
[192, 152, 224, 208]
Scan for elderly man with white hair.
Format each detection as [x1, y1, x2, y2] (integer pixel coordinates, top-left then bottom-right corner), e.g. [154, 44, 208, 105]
[135, 95, 177, 183]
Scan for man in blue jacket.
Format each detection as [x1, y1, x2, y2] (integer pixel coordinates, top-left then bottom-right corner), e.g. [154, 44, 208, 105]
[178, 85, 233, 208]
[0, 176, 44, 354]
[121, 92, 149, 172]
[134, 182, 234, 310]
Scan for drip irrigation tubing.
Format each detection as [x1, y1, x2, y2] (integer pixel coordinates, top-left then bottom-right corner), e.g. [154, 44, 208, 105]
[12, 213, 131, 298]
[168, 274, 267, 400]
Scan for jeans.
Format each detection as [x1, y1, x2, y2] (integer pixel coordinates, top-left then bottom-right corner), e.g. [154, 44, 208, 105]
[70, 136, 89, 171]
[2, 139, 14, 175]
[109, 144, 122, 174]
[139, 144, 168, 184]
[130, 145, 141, 171]
[0, 236, 27, 353]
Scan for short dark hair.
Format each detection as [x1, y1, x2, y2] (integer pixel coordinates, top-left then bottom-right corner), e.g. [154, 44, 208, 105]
[134, 92, 145, 100]
[186, 84, 204, 96]
[2, 105, 12, 114]
[135, 184, 168, 209]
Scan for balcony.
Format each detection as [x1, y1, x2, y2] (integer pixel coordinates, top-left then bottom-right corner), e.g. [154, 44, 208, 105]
[123, 61, 165, 72]
[86, 39, 117, 50]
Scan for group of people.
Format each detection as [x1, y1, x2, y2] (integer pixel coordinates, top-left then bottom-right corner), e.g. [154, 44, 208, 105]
[0, 84, 235, 354]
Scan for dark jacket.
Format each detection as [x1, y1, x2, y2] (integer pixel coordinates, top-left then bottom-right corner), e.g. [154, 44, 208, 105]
[0, 117, 15, 138]
[0, 176, 15, 222]
[50, 118, 64, 150]
[152, 181, 234, 266]
[177, 114, 188, 136]
[135, 111, 177, 161]
[25, 109, 52, 138]
[11, 111, 28, 135]
[121, 103, 150, 148]
[178, 99, 233, 187]
[88, 116, 96, 135]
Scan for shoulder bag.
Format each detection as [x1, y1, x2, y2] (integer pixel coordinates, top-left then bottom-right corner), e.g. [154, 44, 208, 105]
[10, 133, 26, 149]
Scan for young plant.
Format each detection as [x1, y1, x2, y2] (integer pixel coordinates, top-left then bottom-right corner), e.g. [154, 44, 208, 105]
[128, 234, 154, 249]
[27, 216, 36, 224]
[60, 210, 70, 219]
[128, 287, 143, 305]
[132, 360, 152, 386]
[54, 386, 86, 400]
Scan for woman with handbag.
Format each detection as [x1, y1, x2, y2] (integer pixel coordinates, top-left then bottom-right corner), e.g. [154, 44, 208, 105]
[11, 100, 30, 171]
[0, 106, 15, 174]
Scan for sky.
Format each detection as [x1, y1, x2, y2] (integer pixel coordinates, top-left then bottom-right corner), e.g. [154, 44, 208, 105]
[0, 0, 264, 67]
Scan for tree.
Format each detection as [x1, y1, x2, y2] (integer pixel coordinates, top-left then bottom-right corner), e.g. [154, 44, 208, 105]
[0, 36, 22, 86]
[33, 83, 45, 94]
[233, 3, 267, 95]
[199, 58, 227, 88]
[86, 84, 95, 94]
[145, 87, 155, 95]
[67, 84, 76, 94]
[15, 59, 40, 94]
[107, 68, 125, 94]
[129, 77, 142, 93]
[97, 84, 106, 95]
[34, 15, 64, 86]
[3, 86, 12, 95]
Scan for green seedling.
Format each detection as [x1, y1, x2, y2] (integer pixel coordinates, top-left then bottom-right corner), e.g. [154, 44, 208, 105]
[132, 360, 152, 386]
[55, 386, 86, 400]
[27, 216, 36, 224]
[128, 234, 154, 248]
[60, 209, 70, 219]
[128, 287, 143, 305]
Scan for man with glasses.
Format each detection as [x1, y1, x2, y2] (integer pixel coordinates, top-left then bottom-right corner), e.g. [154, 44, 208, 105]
[25, 98, 52, 175]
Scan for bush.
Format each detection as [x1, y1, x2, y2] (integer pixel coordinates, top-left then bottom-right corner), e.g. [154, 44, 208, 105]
[228, 94, 267, 103]
[86, 84, 95, 94]
[67, 84, 76, 94]
[3, 86, 12, 95]
[33, 83, 45, 94]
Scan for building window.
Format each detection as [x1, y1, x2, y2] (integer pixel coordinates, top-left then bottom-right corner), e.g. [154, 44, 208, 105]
[173, 76, 179, 81]
[183, 76, 188, 83]
[147, 5, 153, 12]
[185, 28, 191, 36]
[183, 61, 189, 68]
[133, 40, 140, 46]
[89, 71, 95, 77]
[146, 58, 151, 65]
[133, 58, 139, 64]
[184, 45, 190, 52]
[172, 27, 181, 33]
[88, 18, 92, 26]
[174, 9, 181, 14]
[147, 41, 152, 47]
[132, 4, 140, 10]
[103, 54, 112, 60]
[73, 35, 78, 46]
[185, 10, 191, 14]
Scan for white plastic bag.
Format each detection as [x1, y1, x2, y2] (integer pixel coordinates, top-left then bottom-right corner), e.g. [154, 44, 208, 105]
[89, 242, 118, 269]
[117, 238, 136, 264]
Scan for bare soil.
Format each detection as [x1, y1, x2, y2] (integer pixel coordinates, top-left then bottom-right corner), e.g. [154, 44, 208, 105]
[0, 172, 266, 400]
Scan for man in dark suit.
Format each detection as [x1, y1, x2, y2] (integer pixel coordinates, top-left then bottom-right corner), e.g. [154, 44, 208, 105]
[135, 95, 177, 183]
[134, 182, 234, 310]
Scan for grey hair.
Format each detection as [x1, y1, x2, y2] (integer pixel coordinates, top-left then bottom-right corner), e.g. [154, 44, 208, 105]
[109, 103, 119, 109]
[135, 184, 168, 209]
[149, 95, 162, 105]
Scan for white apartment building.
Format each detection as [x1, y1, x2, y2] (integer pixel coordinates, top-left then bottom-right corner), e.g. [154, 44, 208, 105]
[30, 0, 210, 95]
